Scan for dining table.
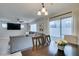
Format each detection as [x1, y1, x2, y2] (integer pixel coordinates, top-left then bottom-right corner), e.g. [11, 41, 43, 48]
[22, 40, 79, 56]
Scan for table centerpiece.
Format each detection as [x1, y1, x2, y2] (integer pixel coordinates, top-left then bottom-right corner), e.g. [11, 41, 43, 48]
[57, 40, 68, 50]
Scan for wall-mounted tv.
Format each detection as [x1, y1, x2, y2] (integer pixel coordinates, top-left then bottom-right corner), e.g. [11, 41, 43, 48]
[7, 23, 21, 30]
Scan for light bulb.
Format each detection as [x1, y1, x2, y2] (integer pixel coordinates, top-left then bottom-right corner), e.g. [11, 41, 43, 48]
[37, 11, 41, 15]
[41, 7, 46, 13]
[45, 11, 48, 15]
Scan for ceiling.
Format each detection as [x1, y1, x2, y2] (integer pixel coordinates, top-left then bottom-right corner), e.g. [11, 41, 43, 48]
[0, 3, 79, 23]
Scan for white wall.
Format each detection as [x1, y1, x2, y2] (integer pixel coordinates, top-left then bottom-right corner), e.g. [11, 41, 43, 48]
[0, 19, 31, 55]
[0, 20, 30, 43]
[31, 17, 50, 35]
[72, 8, 79, 45]
[0, 21, 29, 37]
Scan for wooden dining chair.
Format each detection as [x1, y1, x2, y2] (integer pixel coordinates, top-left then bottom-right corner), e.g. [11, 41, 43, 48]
[32, 36, 44, 48]
[45, 35, 51, 44]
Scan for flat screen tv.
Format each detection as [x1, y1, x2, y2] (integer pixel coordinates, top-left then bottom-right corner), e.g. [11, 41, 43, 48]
[7, 23, 21, 30]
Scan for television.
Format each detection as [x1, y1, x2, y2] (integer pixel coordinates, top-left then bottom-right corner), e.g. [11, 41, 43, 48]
[7, 23, 21, 30]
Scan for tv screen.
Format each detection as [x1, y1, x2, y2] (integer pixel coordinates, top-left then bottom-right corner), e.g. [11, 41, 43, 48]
[7, 23, 21, 30]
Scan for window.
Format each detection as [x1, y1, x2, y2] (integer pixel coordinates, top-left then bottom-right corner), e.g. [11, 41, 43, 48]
[30, 24, 37, 32]
[50, 20, 60, 39]
[49, 17, 73, 40]
[61, 17, 72, 38]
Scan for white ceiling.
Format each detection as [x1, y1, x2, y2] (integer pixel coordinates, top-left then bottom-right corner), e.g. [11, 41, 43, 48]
[0, 3, 79, 23]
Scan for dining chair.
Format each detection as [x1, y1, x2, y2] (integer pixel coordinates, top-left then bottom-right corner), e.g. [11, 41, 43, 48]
[44, 35, 51, 45]
[32, 36, 44, 48]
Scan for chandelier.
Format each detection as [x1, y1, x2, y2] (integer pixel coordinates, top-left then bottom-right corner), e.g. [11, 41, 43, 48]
[37, 3, 48, 16]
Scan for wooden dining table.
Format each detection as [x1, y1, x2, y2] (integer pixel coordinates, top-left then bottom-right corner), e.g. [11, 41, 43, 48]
[21, 40, 79, 56]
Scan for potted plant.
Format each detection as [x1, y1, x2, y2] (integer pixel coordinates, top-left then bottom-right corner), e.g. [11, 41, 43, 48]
[57, 40, 68, 50]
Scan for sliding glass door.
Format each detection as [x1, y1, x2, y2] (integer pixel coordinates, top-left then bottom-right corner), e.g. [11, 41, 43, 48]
[49, 20, 60, 40]
[61, 17, 72, 38]
[49, 17, 72, 40]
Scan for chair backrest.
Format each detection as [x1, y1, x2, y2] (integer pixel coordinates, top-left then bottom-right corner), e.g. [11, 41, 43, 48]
[32, 36, 44, 48]
[64, 35, 78, 45]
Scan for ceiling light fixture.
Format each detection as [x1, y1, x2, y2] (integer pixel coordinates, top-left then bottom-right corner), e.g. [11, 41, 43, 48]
[37, 10, 41, 15]
[37, 3, 48, 16]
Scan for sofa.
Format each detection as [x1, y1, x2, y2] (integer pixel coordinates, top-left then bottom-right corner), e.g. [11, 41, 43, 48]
[0, 36, 22, 56]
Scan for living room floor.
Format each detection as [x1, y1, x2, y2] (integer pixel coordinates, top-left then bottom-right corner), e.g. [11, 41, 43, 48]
[21, 40, 79, 56]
